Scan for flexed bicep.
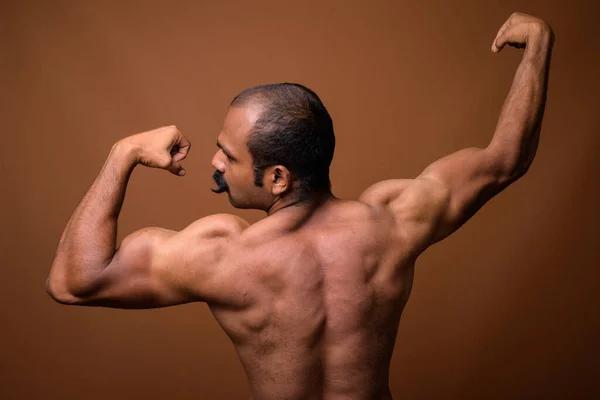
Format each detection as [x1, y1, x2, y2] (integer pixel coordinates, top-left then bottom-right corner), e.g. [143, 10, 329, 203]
[52, 214, 251, 309]
[67, 226, 198, 309]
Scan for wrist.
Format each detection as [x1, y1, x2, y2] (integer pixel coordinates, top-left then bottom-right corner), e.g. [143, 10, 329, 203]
[111, 140, 140, 166]
[526, 25, 554, 57]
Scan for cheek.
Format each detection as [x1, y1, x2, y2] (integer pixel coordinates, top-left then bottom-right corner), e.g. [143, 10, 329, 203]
[225, 164, 243, 186]
[228, 162, 247, 178]
[234, 168, 258, 193]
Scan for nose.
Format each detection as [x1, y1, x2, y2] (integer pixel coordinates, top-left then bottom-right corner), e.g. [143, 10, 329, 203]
[212, 151, 226, 172]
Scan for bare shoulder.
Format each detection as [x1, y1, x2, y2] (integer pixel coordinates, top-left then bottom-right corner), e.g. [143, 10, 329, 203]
[149, 213, 251, 276]
[358, 179, 450, 252]
[358, 179, 414, 207]
[359, 179, 448, 214]
[153, 213, 251, 306]
[125, 214, 249, 246]
[180, 213, 250, 239]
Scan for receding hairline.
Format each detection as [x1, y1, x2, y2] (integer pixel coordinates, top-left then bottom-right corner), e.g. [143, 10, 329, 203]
[229, 93, 273, 115]
[230, 82, 322, 108]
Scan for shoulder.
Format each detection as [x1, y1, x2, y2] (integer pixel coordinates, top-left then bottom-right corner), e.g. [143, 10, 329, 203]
[358, 179, 450, 252]
[153, 214, 251, 277]
[142, 214, 250, 264]
[359, 179, 449, 214]
[180, 213, 250, 239]
[132, 214, 249, 246]
[358, 179, 413, 207]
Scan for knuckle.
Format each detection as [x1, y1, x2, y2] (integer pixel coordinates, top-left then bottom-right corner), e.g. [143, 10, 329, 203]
[529, 21, 548, 35]
[163, 124, 177, 133]
[159, 155, 171, 167]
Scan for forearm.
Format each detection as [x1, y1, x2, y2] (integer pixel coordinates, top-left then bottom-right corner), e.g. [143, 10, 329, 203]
[47, 141, 138, 297]
[488, 28, 554, 179]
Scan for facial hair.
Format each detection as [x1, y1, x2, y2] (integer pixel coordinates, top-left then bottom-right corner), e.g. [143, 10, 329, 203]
[211, 170, 229, 194]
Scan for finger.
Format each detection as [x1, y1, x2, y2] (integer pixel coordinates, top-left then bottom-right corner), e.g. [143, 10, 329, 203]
[172, 149, 187, 163]
[492, 12, 538, 52]
[167, 160, 186, 176]
[510, 12, 536, 24]
[176, 132, 192, 154]
[494, 24, 528, 53]
[493, 32, 508, 53]
[492, 17, 512, 52]
[170, 134, 191, 162]
[493, 31, 512, 53]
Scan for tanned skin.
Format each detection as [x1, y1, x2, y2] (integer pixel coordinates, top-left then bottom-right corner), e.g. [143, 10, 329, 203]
[47, 13, 554, 400]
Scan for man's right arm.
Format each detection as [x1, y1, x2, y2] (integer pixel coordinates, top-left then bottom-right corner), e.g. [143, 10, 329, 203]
[360, 13, 554, 254]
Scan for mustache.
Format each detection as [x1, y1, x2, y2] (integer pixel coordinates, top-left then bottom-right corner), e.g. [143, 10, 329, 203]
[211, 170, 229, 194]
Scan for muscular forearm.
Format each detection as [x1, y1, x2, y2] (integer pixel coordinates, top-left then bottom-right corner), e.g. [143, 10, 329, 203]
[488, 26, 554, 180]
[47, 141, 138, 297]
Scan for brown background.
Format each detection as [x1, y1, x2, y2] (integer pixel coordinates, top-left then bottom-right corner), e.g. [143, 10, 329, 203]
[1, 0, 599, 399]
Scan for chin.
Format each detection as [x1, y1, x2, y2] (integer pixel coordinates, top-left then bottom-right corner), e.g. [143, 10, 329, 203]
[227, 193, 261, 210]
[226, 193, 243, 208]
[228, 198, 251, 209]
[227, 195, 240, 208]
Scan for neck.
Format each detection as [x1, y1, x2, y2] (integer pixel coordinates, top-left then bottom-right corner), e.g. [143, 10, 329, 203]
[266, 189, 333, 216]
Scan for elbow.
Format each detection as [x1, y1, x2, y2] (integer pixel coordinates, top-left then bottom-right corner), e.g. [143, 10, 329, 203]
[486, 146, 533, 186]
[512, 164, 531, 181]
[45, 275, 82, 305]
[497, 166, 529, 187]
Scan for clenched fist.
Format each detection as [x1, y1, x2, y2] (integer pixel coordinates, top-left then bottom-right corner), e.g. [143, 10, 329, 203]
[492, 12, 554, 53]
[120, 125, 191, 176]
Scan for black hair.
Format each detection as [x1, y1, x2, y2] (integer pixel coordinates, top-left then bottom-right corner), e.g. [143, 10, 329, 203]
[230, 83, 335, 197]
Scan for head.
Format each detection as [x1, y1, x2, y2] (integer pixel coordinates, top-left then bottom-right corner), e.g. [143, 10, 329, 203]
[211, 83, 335, 211]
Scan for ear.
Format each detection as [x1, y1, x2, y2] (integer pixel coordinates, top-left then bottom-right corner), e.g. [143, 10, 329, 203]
[267, 165, 291, 196]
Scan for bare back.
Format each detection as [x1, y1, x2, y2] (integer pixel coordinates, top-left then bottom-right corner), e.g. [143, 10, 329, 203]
[49, 144, 523, 399]
[47, 19, 552, 399]
[209, 197, 417, 400]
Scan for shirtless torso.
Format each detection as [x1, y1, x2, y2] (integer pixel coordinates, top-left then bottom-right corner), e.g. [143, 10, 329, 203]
[117, 169, 495, 400]
[46, 13, 553, 400]
[211, 196, 415, 400]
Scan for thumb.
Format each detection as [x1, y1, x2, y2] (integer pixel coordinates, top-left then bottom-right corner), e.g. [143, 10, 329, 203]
[167, 159, 186, 176]
[492, 33, 508, 53]
[493, 25, 529, 53]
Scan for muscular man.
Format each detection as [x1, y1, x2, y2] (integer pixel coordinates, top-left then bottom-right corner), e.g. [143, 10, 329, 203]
[46, 13, 554, 400]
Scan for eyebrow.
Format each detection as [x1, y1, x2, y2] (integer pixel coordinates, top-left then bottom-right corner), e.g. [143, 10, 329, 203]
[216, 141, 236, 159]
